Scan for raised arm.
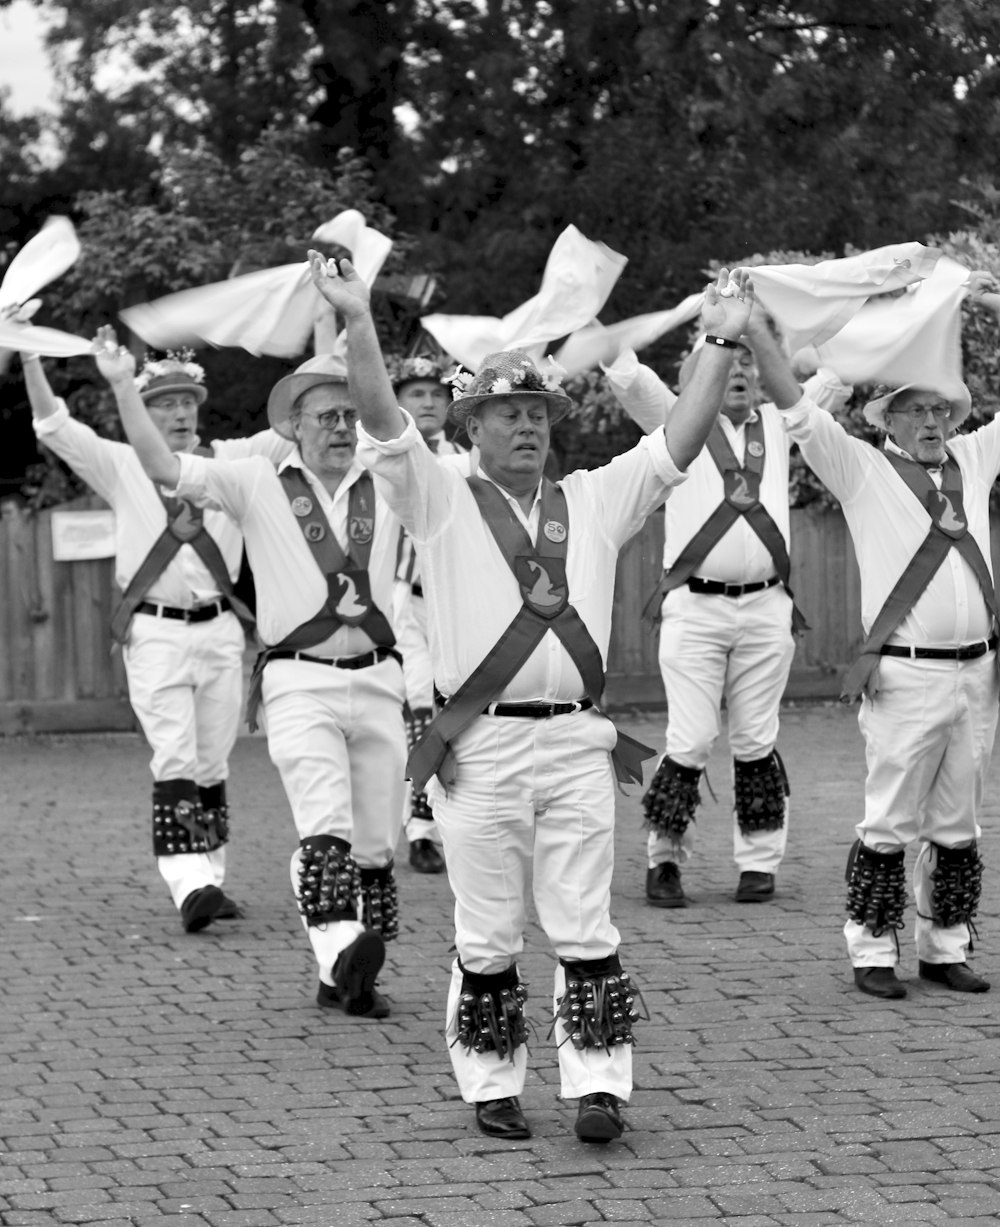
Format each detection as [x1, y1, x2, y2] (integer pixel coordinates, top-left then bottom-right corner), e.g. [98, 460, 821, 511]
[20, 351, 60, 419]
[306, 250, 404, 440]
[742, 299, 803, 410]
[92, 325, 181, 487]
[665, 268, 754, 469]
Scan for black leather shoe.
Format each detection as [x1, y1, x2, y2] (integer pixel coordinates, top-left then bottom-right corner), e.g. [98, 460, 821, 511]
[646, 862, 686, 908]
[735, 871, 775, 902]
[854, 966, 907, 999]
[318, 976, 391, 1017]
[919, 960, 990, 993]
[474, 1096, 531, 1140]
[575, 1092, 624, 1143]
[332, 929, 387, 1016]
[409, 838, 445, 874]
[180, 885, 225, 933]
[215, 893, 244, 919]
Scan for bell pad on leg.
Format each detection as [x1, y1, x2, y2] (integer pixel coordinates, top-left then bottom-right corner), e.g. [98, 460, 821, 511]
[359, 862, 400, 942]
[296, 835, 360, 927]
[641, 756, 701, 841]
[198, 782, 230, 845]
[554, 953, 643, 1052]
[930, 841, 983, 930]
[845, 839, 906, 938]
[152, 779, 224, 856]
[734, 751, 789, 836]
[452, 961, 528, 1061]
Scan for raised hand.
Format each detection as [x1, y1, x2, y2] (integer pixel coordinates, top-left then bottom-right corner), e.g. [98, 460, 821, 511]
[966, 268, 1000, 315]
[91, 324, 135, 385]
[701, 266, 754, 339]
[306, 249, 371, 319]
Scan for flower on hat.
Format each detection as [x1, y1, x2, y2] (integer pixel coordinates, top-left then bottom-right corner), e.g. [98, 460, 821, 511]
[540, 355, 568, 393]
[492, 376, 514, 394]
[134, 348, 206, 393]
[446, 364, 475, 394]
[385, 351, 449, 387]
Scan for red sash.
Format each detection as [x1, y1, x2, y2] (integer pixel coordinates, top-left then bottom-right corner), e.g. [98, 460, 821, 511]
[644, 417, 807, 632]
[245, 468, 395, 729]
[110, 464, 254, 643]
[407, 477, 655, 791]
[841, 448, 998, 700]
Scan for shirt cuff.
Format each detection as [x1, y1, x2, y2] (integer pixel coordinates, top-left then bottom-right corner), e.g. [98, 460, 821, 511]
[780, 389, 816, 427]
[171, 450, 209, 498]
[355, 407, 421, 454]
[31, 399, 71, 436]
[647, 424, 688, 488]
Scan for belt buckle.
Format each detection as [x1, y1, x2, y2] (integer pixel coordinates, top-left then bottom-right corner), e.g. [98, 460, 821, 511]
[723, 582, 742, 597]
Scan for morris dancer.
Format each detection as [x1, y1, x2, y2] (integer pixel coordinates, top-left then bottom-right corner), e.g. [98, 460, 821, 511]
[23, 344, 288, 932]
[747, 271, 1000, 999]
[309, 249, 756, 1142]
[99, 339, 406, 1017]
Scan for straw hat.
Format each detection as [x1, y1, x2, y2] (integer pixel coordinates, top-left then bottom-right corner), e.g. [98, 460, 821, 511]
[135, 354, 207, 405]
[267, 353, 350, 440]
[863, 383, 972, 431]
[448, 349, 572, 424]
[386, 352, 450, 392]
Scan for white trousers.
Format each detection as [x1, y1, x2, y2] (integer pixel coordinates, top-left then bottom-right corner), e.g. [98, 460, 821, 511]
[262, 655, 406, 980]
[648, 585, 796, 872]
[431, 709, 633, 1104]
[124, 609, 245, 909]
[847, 652, 999, 967]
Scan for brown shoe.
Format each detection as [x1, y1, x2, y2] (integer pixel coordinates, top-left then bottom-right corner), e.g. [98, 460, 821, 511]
[646, 862, 686, 908]
[735, 871, 775, 902]
[918, 960, 990, 993]
[854, 966, 907, 999]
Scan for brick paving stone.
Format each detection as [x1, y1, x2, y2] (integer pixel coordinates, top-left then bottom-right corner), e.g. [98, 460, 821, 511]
[6, 706, 1000, 1223]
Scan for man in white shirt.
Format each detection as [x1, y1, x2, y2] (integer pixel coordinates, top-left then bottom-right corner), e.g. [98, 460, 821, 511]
[306, 249, 756, 1143]
[749, 272, 1000, 1000]
[606, 326, 851, 909]
[386, 353, 465, 875]
[97, 341, 406, 1019]
[23, 341, 289, 934]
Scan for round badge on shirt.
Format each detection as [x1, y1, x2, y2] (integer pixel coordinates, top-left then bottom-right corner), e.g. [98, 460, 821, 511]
[543, 520, 567, 543]
[304, 521, 326, 542]
[291, 496, 313, 517]
[747, 441, 764, 458]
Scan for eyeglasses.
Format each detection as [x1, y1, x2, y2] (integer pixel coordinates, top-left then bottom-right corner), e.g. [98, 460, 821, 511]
[301, 408, 358, 430]
[889, 404, 952, 422]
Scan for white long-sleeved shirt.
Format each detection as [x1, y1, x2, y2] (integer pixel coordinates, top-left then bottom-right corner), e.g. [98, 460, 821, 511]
[356, 410, 687, 703]
[605, 354, 853, 583]
[34, 402, 291, 606]
[782, 394, 1000, 646]
[172, 448, 401, 653]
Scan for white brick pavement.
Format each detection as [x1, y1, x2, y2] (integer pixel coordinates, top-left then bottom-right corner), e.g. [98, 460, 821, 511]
[2, 702, 1000, 1225]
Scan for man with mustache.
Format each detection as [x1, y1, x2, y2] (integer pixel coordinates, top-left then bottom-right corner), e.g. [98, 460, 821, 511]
[96, 341, 406, 1018]
[608, 317, 850, 910]
[305, 249, 755, 1143]
[746, 270, 1000, 1000]
[21, 341, 289, 933]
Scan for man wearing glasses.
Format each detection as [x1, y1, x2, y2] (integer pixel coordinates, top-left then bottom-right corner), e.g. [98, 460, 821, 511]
[98, 348, 407, 1019]
[745, 271, 1000, 1000]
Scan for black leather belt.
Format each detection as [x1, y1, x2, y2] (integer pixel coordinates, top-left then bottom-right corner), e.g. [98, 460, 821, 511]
[484, 698, 594, 718]
[880, 636, 998, 661]
[688, 576, 781, 597]
[268, 646, 402, 670]
[136, 597, 232, 623]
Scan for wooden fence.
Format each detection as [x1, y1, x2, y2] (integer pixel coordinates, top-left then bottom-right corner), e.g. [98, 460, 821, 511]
[2, 498, 997, 730]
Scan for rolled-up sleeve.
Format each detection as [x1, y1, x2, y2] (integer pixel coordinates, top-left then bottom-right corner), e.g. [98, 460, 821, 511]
[173, 452, 261, 522]
[356, 409, 457, 543]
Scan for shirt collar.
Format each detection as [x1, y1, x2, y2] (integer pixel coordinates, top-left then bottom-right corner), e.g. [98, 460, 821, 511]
[476, 466, 543, 513]
[278, 447, 366, 493]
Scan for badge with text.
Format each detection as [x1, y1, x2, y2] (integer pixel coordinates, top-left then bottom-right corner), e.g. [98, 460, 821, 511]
[349, 515, 374, 546]
[926, 488, 967, 539]
[543, 519, 567, 544]
[747, 440, 764, 459]
[514, 555, 568, 620]
[304, 521, 326, 542]
[328, 568, 372, 626]
[724, 468, 760, 510]
[291, 495, 313, 517]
